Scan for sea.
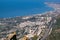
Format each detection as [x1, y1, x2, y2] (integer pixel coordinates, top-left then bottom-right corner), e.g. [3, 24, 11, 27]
[0, 1, 54, 18]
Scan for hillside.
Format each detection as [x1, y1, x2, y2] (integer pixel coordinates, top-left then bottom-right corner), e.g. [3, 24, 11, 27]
[46, 15, 60, 40]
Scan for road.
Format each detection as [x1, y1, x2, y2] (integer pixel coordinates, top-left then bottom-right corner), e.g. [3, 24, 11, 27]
[37, 20, 54, 40]
[41, 21, 53, 40]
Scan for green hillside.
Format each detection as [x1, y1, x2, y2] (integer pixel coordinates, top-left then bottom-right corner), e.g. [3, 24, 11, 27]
[46, 17, 60, 40]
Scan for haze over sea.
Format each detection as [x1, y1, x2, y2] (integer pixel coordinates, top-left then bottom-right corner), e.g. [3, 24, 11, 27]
[0, 0, 60, 18]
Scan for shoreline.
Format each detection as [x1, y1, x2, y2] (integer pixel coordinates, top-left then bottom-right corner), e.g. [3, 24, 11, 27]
[0, 10, 53, 19]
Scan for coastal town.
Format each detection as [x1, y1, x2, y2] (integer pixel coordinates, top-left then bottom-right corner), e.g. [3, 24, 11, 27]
[0, 13, 56, 40]
[0, 0, 60, 40]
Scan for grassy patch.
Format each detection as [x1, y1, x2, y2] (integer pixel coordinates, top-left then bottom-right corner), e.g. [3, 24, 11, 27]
[32, 35, 38, 40]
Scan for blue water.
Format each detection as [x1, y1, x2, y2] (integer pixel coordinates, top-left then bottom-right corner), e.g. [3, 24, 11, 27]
[0, 1, 54, 18]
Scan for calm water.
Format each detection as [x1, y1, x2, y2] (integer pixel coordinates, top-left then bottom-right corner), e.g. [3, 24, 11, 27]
[0, 1, 54, 18]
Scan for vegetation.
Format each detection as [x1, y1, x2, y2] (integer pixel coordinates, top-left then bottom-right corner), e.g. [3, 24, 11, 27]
[32, 35, 38, 40]
[46, 17, 60, 40]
